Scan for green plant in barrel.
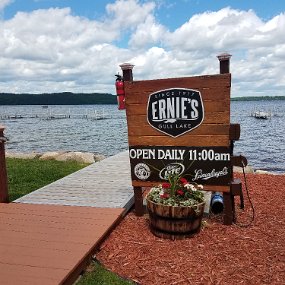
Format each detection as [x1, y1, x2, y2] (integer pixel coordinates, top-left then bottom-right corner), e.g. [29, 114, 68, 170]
[146, 174, 205, 240]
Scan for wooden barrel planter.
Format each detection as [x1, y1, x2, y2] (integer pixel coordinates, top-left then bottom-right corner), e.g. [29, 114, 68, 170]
[146, 198, 205, 240]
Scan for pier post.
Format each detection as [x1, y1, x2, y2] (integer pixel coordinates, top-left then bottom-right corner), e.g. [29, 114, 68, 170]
[0, 126, 9, 203]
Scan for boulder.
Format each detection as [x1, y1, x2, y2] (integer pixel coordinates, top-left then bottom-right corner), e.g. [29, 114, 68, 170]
[39, 151, 63, 160]
[5, 152, 39, 159]
[94, 154, 106, 162]
[255, 170, 271, 175]
[56, 152, 95, 164]
[233, 165, 254, 174]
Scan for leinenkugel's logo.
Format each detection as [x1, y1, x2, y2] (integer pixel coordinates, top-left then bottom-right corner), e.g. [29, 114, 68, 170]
[147, 88, 204, 137]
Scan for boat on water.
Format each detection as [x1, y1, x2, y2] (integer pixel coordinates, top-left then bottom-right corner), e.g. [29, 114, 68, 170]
[252, 111, 271, 119]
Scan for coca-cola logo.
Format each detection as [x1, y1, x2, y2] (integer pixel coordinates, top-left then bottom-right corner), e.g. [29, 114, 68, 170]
[147, 88, 204, 137]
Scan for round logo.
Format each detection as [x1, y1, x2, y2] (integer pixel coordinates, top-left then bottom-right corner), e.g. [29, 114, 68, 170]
[159, 163, 185, 180]
[134, 163, 151, 180]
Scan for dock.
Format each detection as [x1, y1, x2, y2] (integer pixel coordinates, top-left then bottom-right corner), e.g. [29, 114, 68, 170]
[0, 151, 134, 285]
[0, 109, 111, 121]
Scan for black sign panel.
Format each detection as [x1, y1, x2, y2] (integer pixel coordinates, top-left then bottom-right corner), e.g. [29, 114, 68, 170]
[129, 146, 231, 185]
[147, 88, 204, 137]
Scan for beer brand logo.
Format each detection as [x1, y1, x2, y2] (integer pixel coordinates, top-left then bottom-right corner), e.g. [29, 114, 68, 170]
[134, 163, 151, 180]
[159, 163, 185, 180]
[147, 88, 204, 137]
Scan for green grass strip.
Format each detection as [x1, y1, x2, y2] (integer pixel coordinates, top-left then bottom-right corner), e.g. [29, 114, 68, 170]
[77, 261, 135, 285]
[6, 157, 88, 201]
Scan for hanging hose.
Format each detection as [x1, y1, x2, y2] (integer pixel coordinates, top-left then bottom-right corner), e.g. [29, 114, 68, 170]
[234, 161, 255, 227]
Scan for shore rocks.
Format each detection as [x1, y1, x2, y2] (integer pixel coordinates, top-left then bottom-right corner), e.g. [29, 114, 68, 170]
[5, 152, 40, 159]
[39, 151, 64, 160]
[233, 165, 254, 174]
[55, 152, 96, 164]
[6, 151, 106, 164]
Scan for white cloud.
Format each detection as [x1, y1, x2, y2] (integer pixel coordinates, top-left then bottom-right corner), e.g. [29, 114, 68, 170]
[128, 15, 167, 48]
[0, 1, 284, 97]
[0, 0, 12, 11]
[106, 0, 155, 30]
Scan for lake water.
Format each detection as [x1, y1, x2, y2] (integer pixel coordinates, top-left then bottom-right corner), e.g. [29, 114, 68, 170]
[0, 100, 284, 173]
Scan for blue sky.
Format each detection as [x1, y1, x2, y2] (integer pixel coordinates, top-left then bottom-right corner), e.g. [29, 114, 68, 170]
[3, 1, 285, 27]
[0, 0, 285, 96]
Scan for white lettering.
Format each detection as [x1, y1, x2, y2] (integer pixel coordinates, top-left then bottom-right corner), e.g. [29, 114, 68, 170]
[151, 97, 201, 121]
[192, 167, 228, 181]
[129, 148, 156, 159]
[181, 97, 188, 119]
[191, 99, 199, 119]
[159, 100, 166, 119]
[152, 101, 158, 120]
[166, 97, 175, 118]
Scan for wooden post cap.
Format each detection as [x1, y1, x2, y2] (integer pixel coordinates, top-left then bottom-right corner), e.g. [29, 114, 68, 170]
[119, 63, 134, 82]
[119, 63, 135, 70]
[217, 53, 232, 74]
[217, 52, 232, 61]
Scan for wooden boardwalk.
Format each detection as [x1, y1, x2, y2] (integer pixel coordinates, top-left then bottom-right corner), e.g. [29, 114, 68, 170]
[15, 151, 133, 208]
[0, 151, 134, 285]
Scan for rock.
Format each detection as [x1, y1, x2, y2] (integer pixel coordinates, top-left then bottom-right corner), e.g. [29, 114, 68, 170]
[5, 150, 103, 164]
[39, 151, 63, 160]
[255, 170, 271, 175]
[56, 152, 95, 164]
[94, 154, 106, 162]
[5, 151, 39, 159]
[233, 165, 254, 174]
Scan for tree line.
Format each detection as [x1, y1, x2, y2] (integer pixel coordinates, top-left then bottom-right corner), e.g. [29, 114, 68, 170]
[0, 92, 117, 105]
[231, 96, 285, 101]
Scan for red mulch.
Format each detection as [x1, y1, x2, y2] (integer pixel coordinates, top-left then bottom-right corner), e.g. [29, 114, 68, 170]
[96, 174, 285, 285]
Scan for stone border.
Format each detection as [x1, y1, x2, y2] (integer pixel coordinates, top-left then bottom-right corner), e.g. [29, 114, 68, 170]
[5, 151, 106, 164]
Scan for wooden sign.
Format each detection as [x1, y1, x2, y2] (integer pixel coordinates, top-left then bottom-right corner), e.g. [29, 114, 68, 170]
[124, 74, 231, 187]
[120, 56, 243, 225]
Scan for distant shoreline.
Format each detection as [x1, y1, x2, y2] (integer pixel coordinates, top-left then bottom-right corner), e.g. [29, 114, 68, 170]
[0, 92, 117, 105]
[0, 92, 284, 105]
[231, 95, 285, 101]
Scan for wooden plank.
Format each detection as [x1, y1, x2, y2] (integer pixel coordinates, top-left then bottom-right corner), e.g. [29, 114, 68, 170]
[126, 112, 230, 126]
[128, 123, 229, 136]
[125, 74, 231, 98]
[132, 181, 230, 192]
[0, 204, 125, 285]
[0, 264, 67, 282]
[126, 87, 230, 105]
[128, 135, 230, 147]
[126, 100, 230, 115]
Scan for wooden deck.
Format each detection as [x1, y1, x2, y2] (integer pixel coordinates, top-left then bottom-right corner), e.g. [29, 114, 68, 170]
[0, 151, 134, 285]
[0, 203, 125, 285]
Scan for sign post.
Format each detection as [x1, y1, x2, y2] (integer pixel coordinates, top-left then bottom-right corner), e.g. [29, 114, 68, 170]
[120, 54, 242, 224]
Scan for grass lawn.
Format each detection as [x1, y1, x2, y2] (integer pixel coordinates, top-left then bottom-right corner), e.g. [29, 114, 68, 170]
[6, 157, 135, 285]
[6, 157, 89, 201]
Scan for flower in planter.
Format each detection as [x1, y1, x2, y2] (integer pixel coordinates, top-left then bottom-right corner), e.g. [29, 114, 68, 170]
[147, 174, 205, 207]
